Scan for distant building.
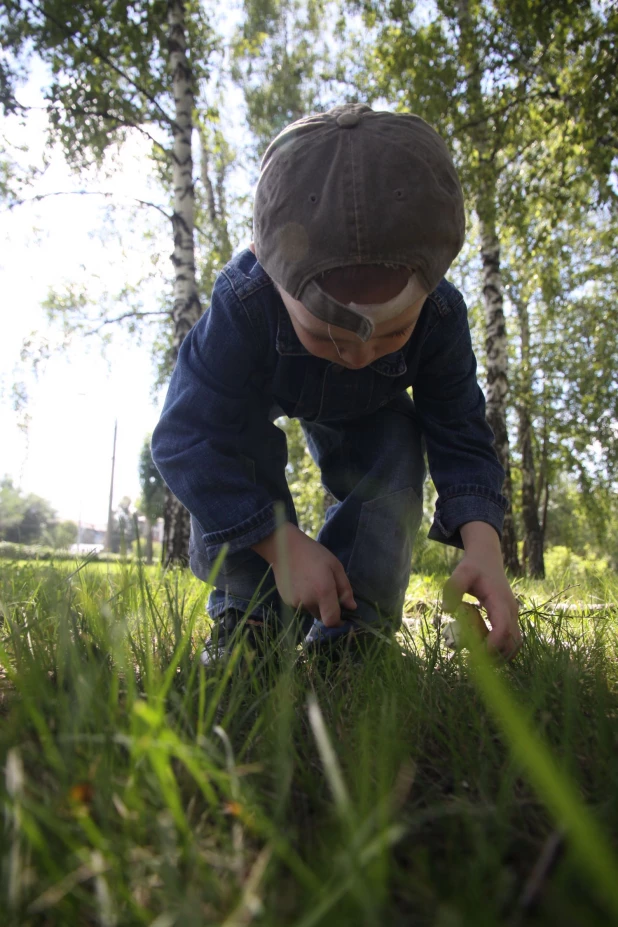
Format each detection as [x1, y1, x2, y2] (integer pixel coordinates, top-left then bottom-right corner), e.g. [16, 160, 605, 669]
[77, 523, 107, 546]
[70, 521, 106, 555]
[69, 543, 105, 555]
[70, 517, 163, 555]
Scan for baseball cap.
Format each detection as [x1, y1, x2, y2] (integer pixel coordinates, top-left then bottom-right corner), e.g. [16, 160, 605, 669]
[253, 103, 465, 342]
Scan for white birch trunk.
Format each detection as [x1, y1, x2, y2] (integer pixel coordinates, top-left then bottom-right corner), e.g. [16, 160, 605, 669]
[478, 211, 520, 573]
[168, 0, 201, 352]
[456, 0, 520, 573]
[163, 0, 200, 565]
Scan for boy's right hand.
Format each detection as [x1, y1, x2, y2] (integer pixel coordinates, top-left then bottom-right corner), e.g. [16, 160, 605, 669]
[251, 523, 357, 627]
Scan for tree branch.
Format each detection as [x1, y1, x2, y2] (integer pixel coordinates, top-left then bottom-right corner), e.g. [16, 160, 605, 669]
[455, 83, 558, 135]
[84, 310, 171, 335]
[4, 187, 211, 241]
[3, 189, 172, 221]
[22, 0, 178, 132]
[64, 107, 171, 155]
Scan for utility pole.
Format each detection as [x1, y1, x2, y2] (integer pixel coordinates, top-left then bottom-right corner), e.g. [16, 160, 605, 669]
[105, 419, 118, 552]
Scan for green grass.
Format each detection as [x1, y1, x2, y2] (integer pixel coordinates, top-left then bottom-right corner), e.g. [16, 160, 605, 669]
[1, 557, 617, 926]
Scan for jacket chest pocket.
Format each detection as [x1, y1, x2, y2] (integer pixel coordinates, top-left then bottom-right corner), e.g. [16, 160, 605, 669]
[271, 359, 324, 421]
[272, 362, 375, 422]
[312, 365, 375, 421]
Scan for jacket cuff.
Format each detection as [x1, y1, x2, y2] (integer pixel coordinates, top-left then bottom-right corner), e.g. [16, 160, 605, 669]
[203, 504, 279, 560]
[427, 484, 508, 550]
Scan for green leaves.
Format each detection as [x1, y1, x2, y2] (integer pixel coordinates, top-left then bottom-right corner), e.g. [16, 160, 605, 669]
[1, 0, 218, 169]
[231, 0, 330, 158]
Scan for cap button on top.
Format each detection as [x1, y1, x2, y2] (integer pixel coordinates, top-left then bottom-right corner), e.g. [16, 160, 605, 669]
[336, 112, 360, 128]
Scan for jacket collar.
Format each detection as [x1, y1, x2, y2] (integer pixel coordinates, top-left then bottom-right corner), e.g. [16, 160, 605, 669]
[275, 304, 407, 377]
[276, 304, 311, 356]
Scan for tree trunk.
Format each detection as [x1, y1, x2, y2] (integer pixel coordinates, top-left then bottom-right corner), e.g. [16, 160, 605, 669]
[541, 480, 550, 540]
[518, 403, 545, 577]
[477, 207, 520, 575]
[162, 0, 202, 566]
[163, 492, 191, 567]
[456, 0, 520, 575]
[515, 295, 544, 578]
[145, 517, 154, 565]
[536, 394, 550, 537]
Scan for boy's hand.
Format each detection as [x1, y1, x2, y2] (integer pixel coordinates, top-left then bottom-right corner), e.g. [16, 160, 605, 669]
[252, 524, 356, 627]
[443, 521, 522, 661]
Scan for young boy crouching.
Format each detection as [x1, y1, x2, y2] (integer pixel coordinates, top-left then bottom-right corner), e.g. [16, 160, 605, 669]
[152, 103, 521, 664]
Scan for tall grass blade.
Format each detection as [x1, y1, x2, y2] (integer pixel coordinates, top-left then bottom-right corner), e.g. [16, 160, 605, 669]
[307, 692, 351, 819]
[443, 586, 618, 920]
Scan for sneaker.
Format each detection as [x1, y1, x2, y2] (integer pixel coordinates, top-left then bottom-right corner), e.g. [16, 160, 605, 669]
[200, 612, 267, 667]
[304, 611, 396, 660]
[200, 636, 230, 666]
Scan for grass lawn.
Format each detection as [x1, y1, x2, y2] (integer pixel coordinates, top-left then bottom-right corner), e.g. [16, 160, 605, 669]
[1, 556, 617, 926]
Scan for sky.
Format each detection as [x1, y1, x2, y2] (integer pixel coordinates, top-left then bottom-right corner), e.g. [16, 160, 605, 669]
[0, 64, 181, 527]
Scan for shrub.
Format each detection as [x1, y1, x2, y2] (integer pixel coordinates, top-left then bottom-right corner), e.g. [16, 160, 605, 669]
[0, 542, 131, 563]
[544, 545, 610, 581]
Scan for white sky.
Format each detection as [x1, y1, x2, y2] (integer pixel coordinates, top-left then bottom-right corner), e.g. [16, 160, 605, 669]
[1, 65, 175, 526]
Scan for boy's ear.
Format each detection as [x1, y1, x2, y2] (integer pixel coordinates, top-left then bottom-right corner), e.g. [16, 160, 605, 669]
[249, 241, 256, 255]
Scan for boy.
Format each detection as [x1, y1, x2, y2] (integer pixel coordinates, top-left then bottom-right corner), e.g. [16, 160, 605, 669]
[151, 103, 522, 664]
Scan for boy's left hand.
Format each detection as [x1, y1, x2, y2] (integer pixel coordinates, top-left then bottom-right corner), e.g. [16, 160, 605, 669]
[444, 521, 522, 661]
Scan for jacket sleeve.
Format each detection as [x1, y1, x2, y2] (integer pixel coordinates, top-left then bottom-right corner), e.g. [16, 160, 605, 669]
[412, 294, 508, 550]
[151, 272, 280, 560]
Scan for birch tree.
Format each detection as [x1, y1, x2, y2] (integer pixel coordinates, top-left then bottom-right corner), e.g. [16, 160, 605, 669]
[503, 190, 618, 577]
[341, 0, 617, 574]
[1, 0, 223, 563]
[162, 0, 200, 562]
[343, 0, 537, 572]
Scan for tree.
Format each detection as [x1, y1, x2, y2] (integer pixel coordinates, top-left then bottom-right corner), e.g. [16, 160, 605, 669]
[502, 167, 618, 575]
[137, 435, 166, 563]
[1, 0, 222, 564]
[231, 0, 329, 157]
[113, 495, 135, 554]
[338, 0, 618, 574]
[0, 476, 57, 544]
[48, 519, 78, 549]
[497, 0, 618, 198]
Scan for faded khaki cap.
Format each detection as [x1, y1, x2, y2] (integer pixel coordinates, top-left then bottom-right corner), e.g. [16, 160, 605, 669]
[254, 103, 465, 341]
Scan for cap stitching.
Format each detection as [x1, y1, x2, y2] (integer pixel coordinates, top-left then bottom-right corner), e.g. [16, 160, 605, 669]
[348, 132, 362, 256]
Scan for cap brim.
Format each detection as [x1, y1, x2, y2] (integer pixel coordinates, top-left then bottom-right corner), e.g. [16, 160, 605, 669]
[300, 275, 427, 342]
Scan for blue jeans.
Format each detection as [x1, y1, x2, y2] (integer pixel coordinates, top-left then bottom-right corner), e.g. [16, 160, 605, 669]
[190, 391, 425, 643]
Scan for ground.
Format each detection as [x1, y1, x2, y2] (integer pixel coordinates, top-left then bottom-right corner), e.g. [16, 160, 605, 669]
[1, 558, 617, 926]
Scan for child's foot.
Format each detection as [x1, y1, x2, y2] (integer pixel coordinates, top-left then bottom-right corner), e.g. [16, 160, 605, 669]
[303, 606, 397, 662]
[200, 613, 267, 667]
[200, 636, 231, 666]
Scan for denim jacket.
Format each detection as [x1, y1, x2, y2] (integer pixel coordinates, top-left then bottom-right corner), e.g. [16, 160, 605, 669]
[152, 250, 507, 560]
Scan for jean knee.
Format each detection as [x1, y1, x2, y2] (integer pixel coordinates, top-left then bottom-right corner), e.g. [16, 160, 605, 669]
[347, 484, 423, 606]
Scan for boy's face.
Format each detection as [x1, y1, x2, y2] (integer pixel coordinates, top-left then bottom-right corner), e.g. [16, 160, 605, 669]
[277, 280, 428, 370]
